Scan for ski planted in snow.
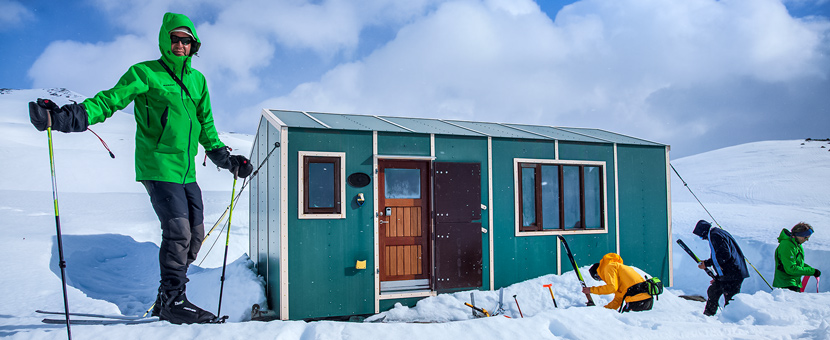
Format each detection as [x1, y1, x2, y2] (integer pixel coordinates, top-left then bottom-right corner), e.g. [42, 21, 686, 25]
[42, 317, 160, 325]
[557, 235, 595, 306]
[676, 239, 716, 278]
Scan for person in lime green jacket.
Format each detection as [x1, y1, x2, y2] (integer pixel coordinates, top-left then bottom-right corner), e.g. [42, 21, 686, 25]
[773, 222, 821, 292]
[29, 12, 252, 324]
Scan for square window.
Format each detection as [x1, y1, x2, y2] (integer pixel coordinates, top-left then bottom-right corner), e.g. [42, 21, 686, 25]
[299, 152, 346, 219]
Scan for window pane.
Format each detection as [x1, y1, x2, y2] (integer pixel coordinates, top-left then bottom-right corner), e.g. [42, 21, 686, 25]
[521, 167, 536, 227]
[309, 162, 335, 208]
[541, 165, 560, 230]
[563, 166, 581, 229]
[584, 166, 602, 229]
[385, 168, 421, 199]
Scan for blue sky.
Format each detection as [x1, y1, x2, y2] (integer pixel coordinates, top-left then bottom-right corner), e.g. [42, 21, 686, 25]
[1, 0, 829, 158]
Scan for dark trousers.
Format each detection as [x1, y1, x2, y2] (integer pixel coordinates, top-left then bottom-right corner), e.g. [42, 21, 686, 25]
[143, 181, 205, 292]
[623, 297, 654, 312]
[705, 279, 743, 316]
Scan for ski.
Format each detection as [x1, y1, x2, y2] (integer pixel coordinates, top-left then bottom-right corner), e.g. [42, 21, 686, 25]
[36, 309, 148, 320]
[557, 235, 595, 306]
[42, 317, 159, 325]
[676, 239, 716, 278]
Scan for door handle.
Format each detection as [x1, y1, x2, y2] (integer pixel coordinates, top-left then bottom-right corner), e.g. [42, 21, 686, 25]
[379, 220, 389, 224]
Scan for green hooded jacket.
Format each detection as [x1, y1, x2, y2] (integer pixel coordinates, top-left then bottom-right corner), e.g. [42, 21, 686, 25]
[773, 228, 816, 288]
[81, 12, 225, 184]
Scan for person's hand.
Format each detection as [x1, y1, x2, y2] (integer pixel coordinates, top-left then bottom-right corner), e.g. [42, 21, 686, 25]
[815, 269, 821, 278]
[229, 155, 253, 178]
[28, 98, 88, 132]
[698, 262, 706, 270]
[581, 287, 591, 294]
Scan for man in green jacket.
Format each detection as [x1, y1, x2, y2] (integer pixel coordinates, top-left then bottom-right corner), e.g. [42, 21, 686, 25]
[29, 12, 252, 324]
[773, 222, 821, 292]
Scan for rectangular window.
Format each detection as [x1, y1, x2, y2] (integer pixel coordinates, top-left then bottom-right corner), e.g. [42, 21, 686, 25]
[299, 152, 346, 219]
[517, 160, 605, 232]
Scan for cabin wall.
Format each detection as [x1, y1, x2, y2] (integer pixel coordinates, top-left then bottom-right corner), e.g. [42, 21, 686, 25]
[249, 117, 282, 316]
[286, 128, 375, 319]
[615, 144, 671, 282]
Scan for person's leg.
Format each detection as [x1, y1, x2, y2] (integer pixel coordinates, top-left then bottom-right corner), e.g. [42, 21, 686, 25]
[627, 297, 654, 312]
[704, 281, 724, 316]
[782, 286, 800, 292]
[183, 182, 204, 267]
[144, 181, 191, 292]
[722, 280, 743, 307]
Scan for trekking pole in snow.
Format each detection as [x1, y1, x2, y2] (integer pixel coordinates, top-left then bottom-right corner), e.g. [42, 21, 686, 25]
[217, 169, 238, 318]
[670, 164, 774, 291]
[513, 295, 523, 318]
[543, 284, 558, 308]
[44, 110, 72, 339]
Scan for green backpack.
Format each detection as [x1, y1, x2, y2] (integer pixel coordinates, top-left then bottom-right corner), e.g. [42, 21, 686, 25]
[618, 275, 664, 312]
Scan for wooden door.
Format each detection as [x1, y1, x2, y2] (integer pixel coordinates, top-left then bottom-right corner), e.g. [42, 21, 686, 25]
[378, 160, 430, 282]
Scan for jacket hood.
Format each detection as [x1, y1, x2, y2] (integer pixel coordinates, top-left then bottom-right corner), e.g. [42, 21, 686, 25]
[777, 228, 794, 243]
[158, 12, 201, 70]
[598, 253, 623, 274]
[693, 220, 711, 239]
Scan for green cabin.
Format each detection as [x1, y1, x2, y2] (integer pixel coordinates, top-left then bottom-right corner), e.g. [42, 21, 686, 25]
[248, 109, 672, 320]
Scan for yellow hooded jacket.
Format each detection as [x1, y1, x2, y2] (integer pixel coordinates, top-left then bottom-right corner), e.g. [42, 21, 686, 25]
[589, 253, 651, 310]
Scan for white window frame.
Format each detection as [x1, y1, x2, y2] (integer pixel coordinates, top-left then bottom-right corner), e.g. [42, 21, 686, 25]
[298, 151, 346, 219]
[513, 158, 609, 237]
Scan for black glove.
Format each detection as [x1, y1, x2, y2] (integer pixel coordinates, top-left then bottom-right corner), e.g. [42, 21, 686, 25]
[29, 98, 89, 132]
[206, 147, 253, 178]
[229, 155, 253, 178]
[815, 269, 821, 278]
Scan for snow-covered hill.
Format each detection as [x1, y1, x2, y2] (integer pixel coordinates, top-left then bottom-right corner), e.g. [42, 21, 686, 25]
[1, 89, 828, 339]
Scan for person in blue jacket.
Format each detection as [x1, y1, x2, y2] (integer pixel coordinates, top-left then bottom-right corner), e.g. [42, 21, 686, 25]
[693, 220, 749, 316]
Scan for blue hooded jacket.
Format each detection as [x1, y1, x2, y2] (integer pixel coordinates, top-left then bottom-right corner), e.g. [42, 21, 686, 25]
[693, 220, 750, 281]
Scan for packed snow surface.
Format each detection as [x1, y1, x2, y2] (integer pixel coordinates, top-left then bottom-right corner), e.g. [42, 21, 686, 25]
[1, 89, 828, 339]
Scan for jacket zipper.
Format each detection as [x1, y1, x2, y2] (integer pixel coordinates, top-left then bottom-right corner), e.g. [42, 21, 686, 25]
[181, 63, 193, 185]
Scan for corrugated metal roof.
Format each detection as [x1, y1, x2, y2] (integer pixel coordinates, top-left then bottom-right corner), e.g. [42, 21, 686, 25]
[264, 109, 664, 146]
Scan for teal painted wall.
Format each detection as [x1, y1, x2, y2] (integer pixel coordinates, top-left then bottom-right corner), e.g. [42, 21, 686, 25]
[434, 135, 491, 291]
[286, 128, 375, 319]
[378, 132, 431, 156]
[491, 138, 559, 288]
[249, 118, 282, 315]
[616, 145, 670, 282]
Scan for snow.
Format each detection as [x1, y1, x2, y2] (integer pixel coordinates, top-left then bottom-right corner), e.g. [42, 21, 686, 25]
[1, 88, 828, 339]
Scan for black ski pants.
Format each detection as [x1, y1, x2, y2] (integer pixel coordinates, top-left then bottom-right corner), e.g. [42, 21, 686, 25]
[143, 181, 205, 292]
[704, 278, 743, 316]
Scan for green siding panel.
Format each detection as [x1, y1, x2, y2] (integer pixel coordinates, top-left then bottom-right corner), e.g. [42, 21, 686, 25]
[287, 128, 375, 319]
[377, 132, 431, 156]
[491, 138, 559, 288]
[616, 145, 670, 283]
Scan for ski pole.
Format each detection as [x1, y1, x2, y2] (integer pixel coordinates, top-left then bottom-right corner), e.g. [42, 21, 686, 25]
[217, 169, 238, 318]
[513, 295, 523, 318]
[45, 110, 72, 339]
[543, 284, 558, 308]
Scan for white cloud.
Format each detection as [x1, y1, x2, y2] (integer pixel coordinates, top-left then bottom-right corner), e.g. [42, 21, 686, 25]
[259, 0, 830, 156]
[0, 0, 33, 31]
[24, 0, 830, 157]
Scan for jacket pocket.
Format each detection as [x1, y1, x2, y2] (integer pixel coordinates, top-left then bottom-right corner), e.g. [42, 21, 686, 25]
[155, 107, 169, 147]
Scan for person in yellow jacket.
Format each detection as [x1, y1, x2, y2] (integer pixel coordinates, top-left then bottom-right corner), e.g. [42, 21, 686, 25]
[581, 253, 654, 312]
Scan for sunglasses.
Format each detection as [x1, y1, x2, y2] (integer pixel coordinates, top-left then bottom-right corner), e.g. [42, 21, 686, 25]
[170, 35, 194, 45]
